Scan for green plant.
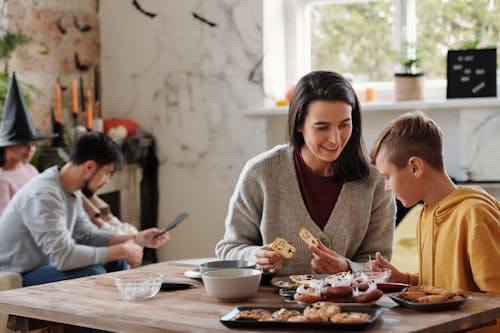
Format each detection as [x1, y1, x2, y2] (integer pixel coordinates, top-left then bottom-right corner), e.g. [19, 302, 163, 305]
[0, 32, 48, 118]
[395, 42, 424, 75]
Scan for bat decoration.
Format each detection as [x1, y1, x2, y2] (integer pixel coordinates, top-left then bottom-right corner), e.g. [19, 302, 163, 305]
[73, 16, 92, 32]
[75, 53, 92, 71]
[56, 17, 66, 34]
[191, 12, 217, 27]
[132, 0, 157, 18]
[248, 56, 263, 84]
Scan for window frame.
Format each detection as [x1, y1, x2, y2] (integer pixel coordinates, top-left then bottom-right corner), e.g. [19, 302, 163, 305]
[263, 0, 447, 102]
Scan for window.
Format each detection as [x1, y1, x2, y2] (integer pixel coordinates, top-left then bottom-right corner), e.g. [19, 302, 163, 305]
[263, 0, 500, 100]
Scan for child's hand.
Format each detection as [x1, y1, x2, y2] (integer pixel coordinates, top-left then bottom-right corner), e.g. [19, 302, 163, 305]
[372, 252, 409, 283]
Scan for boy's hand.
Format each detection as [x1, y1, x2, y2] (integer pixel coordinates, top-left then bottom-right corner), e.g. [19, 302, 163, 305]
[309, 241, 349, 274]
[371, 252, 409, 283]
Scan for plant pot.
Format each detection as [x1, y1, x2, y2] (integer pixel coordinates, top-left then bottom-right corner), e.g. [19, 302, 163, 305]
[394, 73, 424, 101]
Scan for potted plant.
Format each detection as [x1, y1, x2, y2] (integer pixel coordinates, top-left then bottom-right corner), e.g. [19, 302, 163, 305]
[394, 45, 425, 101]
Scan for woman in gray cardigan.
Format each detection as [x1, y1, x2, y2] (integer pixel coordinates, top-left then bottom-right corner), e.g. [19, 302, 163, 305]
[216, 71, 395, 275]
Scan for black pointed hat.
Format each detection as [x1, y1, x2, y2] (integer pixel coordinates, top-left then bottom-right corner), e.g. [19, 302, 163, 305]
[0, 73, 58, 147]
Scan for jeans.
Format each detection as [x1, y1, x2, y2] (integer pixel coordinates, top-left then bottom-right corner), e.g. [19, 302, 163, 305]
[22, 260, 128, 287]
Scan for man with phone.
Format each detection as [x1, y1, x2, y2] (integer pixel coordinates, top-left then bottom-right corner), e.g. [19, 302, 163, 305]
[0, 132, 170, 286]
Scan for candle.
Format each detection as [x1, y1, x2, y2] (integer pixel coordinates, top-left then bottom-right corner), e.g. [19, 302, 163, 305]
[86, 90, 93, 130]
[71, 80, 78, 114]
[55, 84, 62, 123]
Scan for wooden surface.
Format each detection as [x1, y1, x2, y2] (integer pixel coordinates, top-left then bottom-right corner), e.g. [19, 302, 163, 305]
[0, 262, 498, 333]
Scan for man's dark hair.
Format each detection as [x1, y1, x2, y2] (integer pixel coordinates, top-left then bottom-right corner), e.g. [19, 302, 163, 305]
[70, 132, 123, 171]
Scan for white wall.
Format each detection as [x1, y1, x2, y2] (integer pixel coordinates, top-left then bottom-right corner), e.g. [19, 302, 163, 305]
[100, 0, 265, 261]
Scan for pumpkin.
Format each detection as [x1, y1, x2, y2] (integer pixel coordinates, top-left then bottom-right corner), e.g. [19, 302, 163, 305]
[103, 119, 137, 137]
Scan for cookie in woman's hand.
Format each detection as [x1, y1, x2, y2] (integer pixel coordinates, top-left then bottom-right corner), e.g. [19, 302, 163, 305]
[271, 237, 296, 259]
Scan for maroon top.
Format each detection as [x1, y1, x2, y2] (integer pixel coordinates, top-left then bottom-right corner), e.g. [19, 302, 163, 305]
[294, 150, 343, 230]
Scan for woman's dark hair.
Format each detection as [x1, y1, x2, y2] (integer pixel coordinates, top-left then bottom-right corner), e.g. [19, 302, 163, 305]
[70, 132, 123, 171]
[287, 70, 369, 181]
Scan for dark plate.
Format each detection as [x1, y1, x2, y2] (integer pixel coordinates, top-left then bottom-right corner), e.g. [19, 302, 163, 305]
[219, 305, 382, 330]
[271, 274, 331, 289]
[376, 283, 410, 292]
[389, 293, 471, 311]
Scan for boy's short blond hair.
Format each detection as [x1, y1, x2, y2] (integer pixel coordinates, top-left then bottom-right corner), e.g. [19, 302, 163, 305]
[370, 111, 444, 170]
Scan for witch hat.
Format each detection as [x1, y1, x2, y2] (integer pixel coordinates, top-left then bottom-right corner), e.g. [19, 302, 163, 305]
[0, 72, 58, 147]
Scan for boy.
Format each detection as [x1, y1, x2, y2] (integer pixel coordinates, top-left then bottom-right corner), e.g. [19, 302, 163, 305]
[369, 111, 499, 294]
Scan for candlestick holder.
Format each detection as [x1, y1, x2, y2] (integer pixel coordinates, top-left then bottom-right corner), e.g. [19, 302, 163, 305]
[51, 112, 66, 147]
[72, 112, 78, 144]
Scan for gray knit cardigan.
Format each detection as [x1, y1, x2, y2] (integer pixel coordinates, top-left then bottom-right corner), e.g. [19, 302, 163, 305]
[215, 144, 395, 274]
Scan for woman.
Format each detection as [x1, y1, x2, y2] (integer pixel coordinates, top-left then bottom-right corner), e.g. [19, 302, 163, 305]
[216, 71, 395, 275]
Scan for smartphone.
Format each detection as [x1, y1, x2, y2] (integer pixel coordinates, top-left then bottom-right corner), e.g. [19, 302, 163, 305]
[142, 212, 189, 246]
[160, 282, 194, 291]
[153, 212, 189, 239]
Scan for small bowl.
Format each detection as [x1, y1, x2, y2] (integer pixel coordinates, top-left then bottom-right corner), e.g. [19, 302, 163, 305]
[113, 271, 163, 300]
[202, 268, 262, 302]
[199, 260, 256, 275]
[356, 268, 392, 283]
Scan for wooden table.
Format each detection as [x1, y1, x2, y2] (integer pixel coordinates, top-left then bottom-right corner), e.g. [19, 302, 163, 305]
[0, 262, 498, 332]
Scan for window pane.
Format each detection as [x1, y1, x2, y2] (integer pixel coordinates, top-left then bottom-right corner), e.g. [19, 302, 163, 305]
[309, 0, 394, 82]
[417, 0, 500, 79]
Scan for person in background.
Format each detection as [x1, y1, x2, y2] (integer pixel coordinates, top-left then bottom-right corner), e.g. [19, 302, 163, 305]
[216, 70, 395, 275]
[0, 73, 58, 216]
[369, 111, 499, 333]
[0, 131, 170, 287]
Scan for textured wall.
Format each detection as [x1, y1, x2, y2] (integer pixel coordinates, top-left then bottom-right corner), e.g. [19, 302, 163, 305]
[100, 1, 266, 260]
[1, 0, 99, 137]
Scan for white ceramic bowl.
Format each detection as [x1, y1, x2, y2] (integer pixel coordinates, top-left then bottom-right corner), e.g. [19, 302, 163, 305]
[198, 260, 256, 275]
[202, 268, 262, 302]
[113, 271, 163, 300]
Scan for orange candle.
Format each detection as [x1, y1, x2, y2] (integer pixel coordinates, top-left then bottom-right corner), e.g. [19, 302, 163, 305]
[55, 84, 62, 123]
[72, 80, 78, 114]
[86, 90, 93, 130]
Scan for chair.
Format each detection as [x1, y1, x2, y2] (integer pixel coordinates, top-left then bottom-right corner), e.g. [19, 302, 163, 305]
[390, 203, 423, 273]
[0, 272, 22, 333]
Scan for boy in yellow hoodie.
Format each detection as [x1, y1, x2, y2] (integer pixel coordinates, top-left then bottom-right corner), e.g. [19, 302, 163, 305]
[370, 111, 499, 332]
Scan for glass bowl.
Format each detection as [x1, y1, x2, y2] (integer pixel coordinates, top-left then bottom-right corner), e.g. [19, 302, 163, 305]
[355, 268, 391, 283]
[113, 271, 164, 300]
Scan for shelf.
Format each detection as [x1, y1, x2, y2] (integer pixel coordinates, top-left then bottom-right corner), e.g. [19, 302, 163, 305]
[244, 97, 500, 117]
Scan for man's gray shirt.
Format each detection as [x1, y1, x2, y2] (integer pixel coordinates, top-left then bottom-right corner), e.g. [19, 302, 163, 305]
[0, 166, 112, 273]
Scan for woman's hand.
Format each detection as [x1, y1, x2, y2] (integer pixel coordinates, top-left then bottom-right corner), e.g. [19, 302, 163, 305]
[255, 245, 282, 273]
[310, 241, 349, 274]
[135, 228, 170, 248]
[371, 251, 409, 283]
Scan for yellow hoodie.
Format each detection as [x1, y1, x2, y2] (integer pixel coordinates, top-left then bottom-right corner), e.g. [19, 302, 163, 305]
[407, 186, 500, 333]
[413, 186, 500, 293]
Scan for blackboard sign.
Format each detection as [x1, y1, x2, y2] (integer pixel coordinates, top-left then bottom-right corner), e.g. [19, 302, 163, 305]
[446, 48, 497, 98]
